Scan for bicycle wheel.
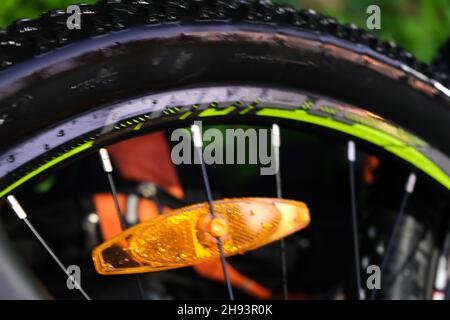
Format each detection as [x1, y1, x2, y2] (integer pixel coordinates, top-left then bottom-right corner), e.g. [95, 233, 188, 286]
[0, 0, 449, 300]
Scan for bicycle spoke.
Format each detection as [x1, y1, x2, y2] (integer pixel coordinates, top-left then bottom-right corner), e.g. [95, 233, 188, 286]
[347, 141, 364, 300]
[6, 195, 91, 300]
[370, 172, 417, 300]
[272, 124, 289, 300]
[191, 124, 235, 300]
[99, 148, 146, 300]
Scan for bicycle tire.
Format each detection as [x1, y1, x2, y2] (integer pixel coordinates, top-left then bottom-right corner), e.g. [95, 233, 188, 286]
[0, 0, 448, 300]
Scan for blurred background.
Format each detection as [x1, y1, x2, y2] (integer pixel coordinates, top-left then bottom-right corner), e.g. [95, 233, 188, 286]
[0, 0, 448, 62]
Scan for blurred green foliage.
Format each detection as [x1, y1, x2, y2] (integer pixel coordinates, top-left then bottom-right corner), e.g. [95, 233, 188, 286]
[0, 0, 448, 62]
[0, 0, 96, 26]
[282, 0, 450, 62]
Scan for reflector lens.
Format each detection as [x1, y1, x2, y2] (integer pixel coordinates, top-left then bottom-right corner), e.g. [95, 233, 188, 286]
[92, 198, 310, 275]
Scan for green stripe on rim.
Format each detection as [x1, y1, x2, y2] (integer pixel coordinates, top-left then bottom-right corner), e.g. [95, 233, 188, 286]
[0, 105, 449, 200]
[256, 108, 450, 190]
[0, 142, 94, 198]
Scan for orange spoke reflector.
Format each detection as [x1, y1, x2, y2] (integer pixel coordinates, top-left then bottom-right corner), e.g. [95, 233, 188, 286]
[92, 197, 310, 275]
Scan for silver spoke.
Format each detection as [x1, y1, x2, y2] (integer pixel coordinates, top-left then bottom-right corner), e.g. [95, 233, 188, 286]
[191, 124, 235, 300]
[7, 195, 91, 300]
[347, 141, 364, 300]
[99, 148, 146, 300]
[370, 172, 417, 300]
[272, 124, 289, 300]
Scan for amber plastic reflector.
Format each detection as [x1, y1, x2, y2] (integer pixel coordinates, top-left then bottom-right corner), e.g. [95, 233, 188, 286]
[92, 197, 310, 275]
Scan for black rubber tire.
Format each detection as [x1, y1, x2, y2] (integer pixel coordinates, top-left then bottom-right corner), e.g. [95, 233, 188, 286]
[0, 1, 448, 155]
[433, 39, 450, 77]
[0, 0, 448, 300]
